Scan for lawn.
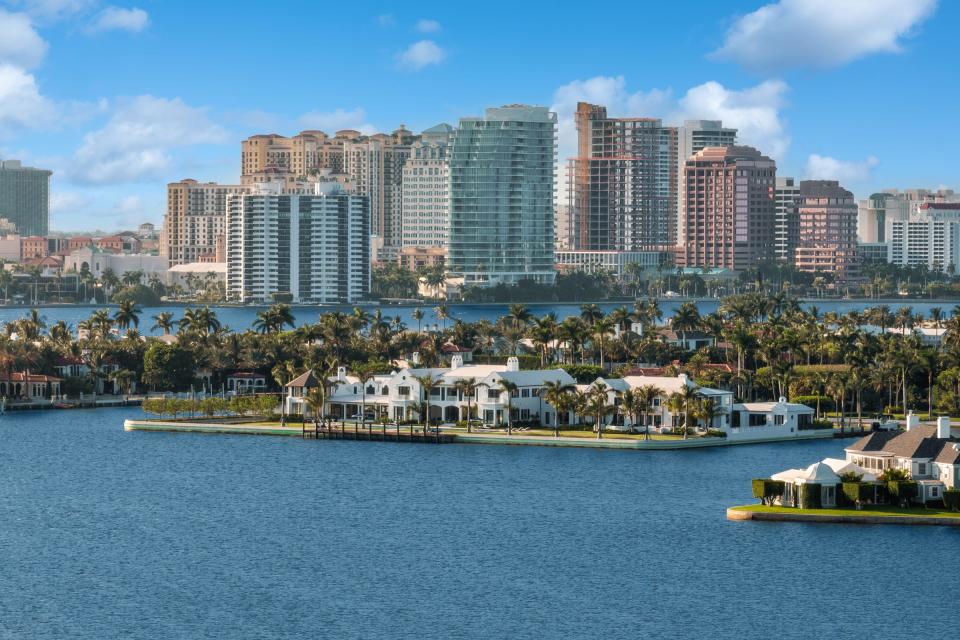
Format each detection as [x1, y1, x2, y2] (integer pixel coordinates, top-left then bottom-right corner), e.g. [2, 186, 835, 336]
[732, 504, 960, 519]
[504, 429, 685, 441]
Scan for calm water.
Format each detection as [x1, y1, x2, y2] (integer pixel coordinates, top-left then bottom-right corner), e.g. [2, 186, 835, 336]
[1, 407, 957, 639]
[1, 298, 954, 334]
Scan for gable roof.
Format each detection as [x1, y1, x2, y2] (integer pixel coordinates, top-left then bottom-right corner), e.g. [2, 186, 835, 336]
[285, 371, 319, 389]
[846, 424, 960, 461]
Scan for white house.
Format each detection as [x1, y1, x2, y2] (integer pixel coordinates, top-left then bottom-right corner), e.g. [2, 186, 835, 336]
[290, 357, 576, 426]
[845, 417, 960, 503]
[581, 374, 818, 441]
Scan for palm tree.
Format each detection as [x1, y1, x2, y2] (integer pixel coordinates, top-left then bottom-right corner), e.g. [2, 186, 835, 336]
[453, 377, 481, 432]
[507, 304, 532, 332]
[356, 371, 376, 427]
[413, 374, 440, 433]
[412, 308, 424, 334]
[670, 384, 700, 439]
[152, 311, 175, 336]
[670, 302, 701, 350]
[114, 300, 140, 330]
[637, 384, 664, 440]
[591, 317, 615, 369]
[587, 383, 614, 439]
[580, 303, 604, 326]
[542, 379, 575, 437]
[495, 378, 519, 435]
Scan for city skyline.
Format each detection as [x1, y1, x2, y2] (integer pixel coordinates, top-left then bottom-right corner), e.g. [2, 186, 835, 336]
[0, 0, 954, 231]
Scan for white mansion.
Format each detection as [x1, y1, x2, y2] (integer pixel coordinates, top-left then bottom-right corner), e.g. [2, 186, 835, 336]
[285, 358, 819, 441]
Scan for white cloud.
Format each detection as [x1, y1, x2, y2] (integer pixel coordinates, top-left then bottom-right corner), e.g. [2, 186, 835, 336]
[396, 40, 445, 71]
[0, 9, 48, 68]
[6, 0, 96, 21]
[0, 63, 57, 135]
[674, 80, 790, 158]
[49, 190, 92, 213]
[714, 0, 938, 72]
[416, 19, 441, 33]
[298, 107, 376, 135]
[805, 154, 879, 183]
[70, 95, 228, 184]
[551, 75, 790, 199]
[84, 6, 148, 34]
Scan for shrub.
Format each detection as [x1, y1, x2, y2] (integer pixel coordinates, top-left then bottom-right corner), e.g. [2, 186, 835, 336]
[793, 395, 833, 410]
[800, 483, 822, 509]
[943, 490, 960, 512]
[887, 481, 918, 506]
[550, 364, 607, 383]
[842, 482, 874, 506]
[751, 479, 786, 506]
[705, 428, 727, 438]
[112, 284, 161, 306]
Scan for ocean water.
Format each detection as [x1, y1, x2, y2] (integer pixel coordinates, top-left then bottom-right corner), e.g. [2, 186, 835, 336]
[0, 407, 957, 639]
[0, 298, 952, 336]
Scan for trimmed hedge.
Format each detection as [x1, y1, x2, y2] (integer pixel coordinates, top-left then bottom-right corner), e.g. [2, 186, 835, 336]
[842, 482, 874, 505]
[887, 481, 918, 505]
[751, 479, 786, 505]
[943, 490, 960, 512]
[800, 483, 822, 509]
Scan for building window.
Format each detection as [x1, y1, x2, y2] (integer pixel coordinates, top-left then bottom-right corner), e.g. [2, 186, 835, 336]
[774, 415, 785, 426]
[398, 386, 410, 397]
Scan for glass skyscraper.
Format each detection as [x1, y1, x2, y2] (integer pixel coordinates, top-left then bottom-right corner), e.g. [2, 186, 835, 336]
[448, 105, 556, 286]
[0, 160, 52, 236]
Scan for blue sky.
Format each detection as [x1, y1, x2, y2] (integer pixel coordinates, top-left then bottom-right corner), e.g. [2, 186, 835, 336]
[0, 0, 956, 231]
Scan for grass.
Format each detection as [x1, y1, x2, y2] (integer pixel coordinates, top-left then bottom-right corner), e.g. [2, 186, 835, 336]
[732, 504, 960, 519]
[500, 429, 685, 441]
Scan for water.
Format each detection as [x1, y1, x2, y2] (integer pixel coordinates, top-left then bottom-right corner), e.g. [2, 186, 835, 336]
[1, 298, 954, 335]
[1, 407, 957, 638]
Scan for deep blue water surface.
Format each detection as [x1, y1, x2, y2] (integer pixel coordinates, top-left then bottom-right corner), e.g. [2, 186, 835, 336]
[1, 407, 957, 638]
[0, 299, 953, 335]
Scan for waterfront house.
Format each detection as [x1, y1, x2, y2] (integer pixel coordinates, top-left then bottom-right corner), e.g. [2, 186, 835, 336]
[311, 357, 575, 426]
[0, 372, 62, 402]
[845, 417, 960, 502]
[581, 375, 819, 441]
[226, 372, 267, 395]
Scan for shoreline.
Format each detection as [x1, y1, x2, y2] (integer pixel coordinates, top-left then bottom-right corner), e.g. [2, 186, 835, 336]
[727, 505, 960, 526]
[123, 418, 833, 449]
[4, 296, 960, 311]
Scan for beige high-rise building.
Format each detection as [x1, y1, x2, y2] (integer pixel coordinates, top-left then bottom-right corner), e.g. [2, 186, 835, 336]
[677, 146, 776, 270]
[163, 180, 246, 267]
[344, 126, 416, 263]
[240, 130, 361, 185]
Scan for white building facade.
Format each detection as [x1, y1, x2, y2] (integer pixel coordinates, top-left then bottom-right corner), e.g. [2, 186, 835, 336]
[225, 182, 370, 303]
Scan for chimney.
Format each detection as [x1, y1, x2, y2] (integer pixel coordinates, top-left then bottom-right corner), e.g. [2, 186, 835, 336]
[631, 322, 643, 336]
[337, 366, 346, 381]
[411, 351, 421, 365]
[506, 357, 519, 372]
[906, 411, 919, 432]
[778, 396, 787, 404]
[450, 355, 463, 370]
[678, 373, 689, 385]
[937, 416, 951, 439]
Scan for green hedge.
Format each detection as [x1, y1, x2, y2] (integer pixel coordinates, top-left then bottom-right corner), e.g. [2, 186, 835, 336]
[751, 479, 786, 505]
[943, 490, 960, 512]
[800, 483, 822, 509]
[842, 482, 874, 505]
[887, 481, 918, 505]
[793, 395, 833, 410]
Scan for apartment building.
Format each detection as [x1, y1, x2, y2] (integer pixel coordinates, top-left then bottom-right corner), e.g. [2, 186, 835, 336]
[0, 159, 51, 236]
[774, 177, 800, 263]
[677, 120, 737, 241]
[225, 182, 370, 304]
[889, 203, 960, 273]
[677, 146, 776, 270]
[794, 180, 860, 281]
[448, 105, 557, 287]
[568, 102, 678, 251]
[163, 180, 246, 267]
[400, 124, 452, 256]
[240, 130, 359, 185]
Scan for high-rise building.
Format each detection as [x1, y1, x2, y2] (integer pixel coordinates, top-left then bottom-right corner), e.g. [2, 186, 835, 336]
[400, 124, 452, 256]
[889, 203, 960, 273]
[240, 130, 359, 185]
[554, 204, 575, 251]
[163, 180, 246, 267]
[449, 105, 557, 286]
[568, 102, 678, 251]
[225, 182, 369, 304]
[343, 126, 416, 263]
[0, 159, 52, 236]
[774, 177, 800, 263]
[677, 121, 737, 242]
[858, 188, 960, 244]
[794, 180, 860, 281]
[677, 146, 776, 270]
